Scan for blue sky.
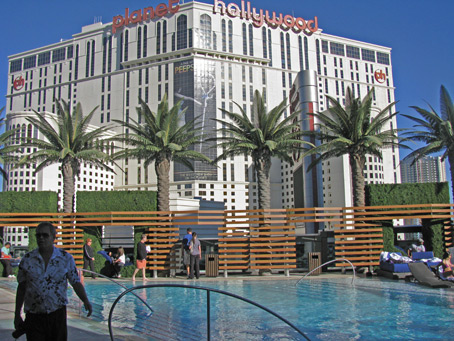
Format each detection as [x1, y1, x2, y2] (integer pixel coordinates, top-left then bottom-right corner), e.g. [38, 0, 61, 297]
[1, 0, 454, 159]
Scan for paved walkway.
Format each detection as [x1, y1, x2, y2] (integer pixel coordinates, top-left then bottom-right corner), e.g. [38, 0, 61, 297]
[0, 278, 146, 340]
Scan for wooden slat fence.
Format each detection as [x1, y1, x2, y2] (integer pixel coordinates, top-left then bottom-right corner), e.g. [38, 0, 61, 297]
[0, 204, 453, 271]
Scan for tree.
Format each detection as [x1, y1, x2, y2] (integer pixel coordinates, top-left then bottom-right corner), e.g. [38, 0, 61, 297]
[212, 90, 311, 210]
[112, 94, 212, 212]
[0, 108, 20, 180]
[402, 85, 454, 199]
[303, 87, 403, 208]
[17, 101, 114, 213]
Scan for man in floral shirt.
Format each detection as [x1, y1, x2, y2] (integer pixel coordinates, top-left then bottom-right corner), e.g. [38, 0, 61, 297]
[14, 222, 92, 340]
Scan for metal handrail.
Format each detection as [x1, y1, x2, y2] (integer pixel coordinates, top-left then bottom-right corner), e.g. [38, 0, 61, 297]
[295, 258, 356, 286]
[77, 268, 154, 314]
[108, 284, 310, 341]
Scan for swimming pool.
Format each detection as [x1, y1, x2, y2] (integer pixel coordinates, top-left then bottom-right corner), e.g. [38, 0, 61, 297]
[77, 277, 454, 340]
[4, 277, 454, 340]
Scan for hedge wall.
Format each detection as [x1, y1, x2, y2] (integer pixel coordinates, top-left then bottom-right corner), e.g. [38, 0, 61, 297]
[366, 182, 450, 257]
[0, 191, 58, 213]
[365, 182, 449, 206]
[76, 191, 157, 212]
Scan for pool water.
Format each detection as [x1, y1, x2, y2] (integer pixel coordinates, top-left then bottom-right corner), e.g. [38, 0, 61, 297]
[4, 277, 454, 340]
[76, 277, 454, 340]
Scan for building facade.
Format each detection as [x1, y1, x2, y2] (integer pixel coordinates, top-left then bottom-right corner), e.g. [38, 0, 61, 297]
[4, 0, 400, 224]
[400, 156, 446, 184]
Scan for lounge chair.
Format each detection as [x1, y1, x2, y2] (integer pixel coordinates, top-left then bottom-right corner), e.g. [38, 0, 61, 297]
[408, 262, 454, 288]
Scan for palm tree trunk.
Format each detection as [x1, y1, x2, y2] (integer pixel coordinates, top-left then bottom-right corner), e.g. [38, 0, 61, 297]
[254, 154, 272, 275]
[255, 154, 272, 210]
[155, 155, 171, 212]
[349, 153, 366, 208]
[62, 161, 76, 213]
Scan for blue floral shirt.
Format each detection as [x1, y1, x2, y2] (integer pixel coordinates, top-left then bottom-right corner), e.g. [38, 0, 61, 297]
[17, 246, 80, 314]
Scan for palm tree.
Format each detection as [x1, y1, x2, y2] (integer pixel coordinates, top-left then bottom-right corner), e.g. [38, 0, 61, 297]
[303, 87, 403, 208]
[18, 101, 114, 213]
[112, 94, 212, 212]
[0, 108, 20, 180]
[212, 90, 311, 210]
[402, 85, 454, 199]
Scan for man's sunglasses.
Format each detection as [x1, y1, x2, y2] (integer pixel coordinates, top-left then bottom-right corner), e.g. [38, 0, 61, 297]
[36, 233, 51, 238]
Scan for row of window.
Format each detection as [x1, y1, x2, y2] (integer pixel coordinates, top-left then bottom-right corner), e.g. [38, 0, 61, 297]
[321, 40, 390, 65]
[10, 46, 74, 73]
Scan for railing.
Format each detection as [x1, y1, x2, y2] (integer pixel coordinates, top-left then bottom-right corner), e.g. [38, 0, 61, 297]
[76, 268, 154, 314]
[295, 258, 356, 286]
[108, 284, 310, 341]
[0, 204, 453, 270]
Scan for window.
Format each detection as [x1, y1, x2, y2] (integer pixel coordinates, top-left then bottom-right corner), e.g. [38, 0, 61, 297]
[137, 27, 142, 58]
[23, 56, 36, 70]
[285, 33, 291, 69]
[162, 20, 167, 53]
[143, 26, 148, 58]
[10, 59, 22, 73]
[280, 33, 285, 69]
[177, 15, 188, 50]
[38, 52, 51, 66]
[200, 14, 212, 49]
[124, 31, 129, 62]
[321, 40, 329, 53]
[52, 47, 66, 63]
[249, 24, 254, 56]
[268, 29, 273, 67]
[67, 45, 74, 59]
[262, 27, 267, 59]
[222, 19, 226, 52]
[330, 42, 345, 56]
[346, 45, 360, 59]
[377, 52, 390, 65]
[361, 48, 375, 62]
[242, 24, 247, 55]
[228, 20, 233, 53]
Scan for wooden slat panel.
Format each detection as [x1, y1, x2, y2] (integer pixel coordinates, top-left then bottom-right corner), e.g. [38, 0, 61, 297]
[334, 228, 383, 233]
[335, 239, 383, 245]
[335, 234, 383, 239]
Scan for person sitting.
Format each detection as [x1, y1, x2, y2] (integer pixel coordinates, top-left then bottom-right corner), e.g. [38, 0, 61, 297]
[411, 238, 426, 253]
[441, 251, 454, 280]
[1, 242, 15, 278]
[112, 247, 125, 278]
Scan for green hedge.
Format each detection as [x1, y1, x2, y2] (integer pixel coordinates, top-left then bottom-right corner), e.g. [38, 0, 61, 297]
[366, 182, 450, 258]
[76, 191, 157, 212]
[366, 182, 449, 206]
[0, 191, 58, 213]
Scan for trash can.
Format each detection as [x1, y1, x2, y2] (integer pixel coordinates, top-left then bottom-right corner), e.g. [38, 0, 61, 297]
[308, 252, 321, 275]
[205, 254, 219, 277]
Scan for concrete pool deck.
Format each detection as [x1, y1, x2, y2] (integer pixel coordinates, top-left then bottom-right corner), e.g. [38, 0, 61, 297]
[0, 272, 355, 340]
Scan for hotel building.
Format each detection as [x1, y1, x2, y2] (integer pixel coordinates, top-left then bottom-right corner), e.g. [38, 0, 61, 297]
[4, 0, 400, 232]
[400, 156, 446, 184]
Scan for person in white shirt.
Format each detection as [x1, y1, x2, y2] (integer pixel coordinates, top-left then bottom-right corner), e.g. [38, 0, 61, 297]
[412, 238, 426, 253]
[113, 247, 126, 278]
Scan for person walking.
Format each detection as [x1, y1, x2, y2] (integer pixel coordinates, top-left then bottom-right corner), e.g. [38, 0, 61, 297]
[132, 234, 148, 281]
[83, 238, 96, 279]
[189, 232, 201, 279]
[182, 228, 193, 278]
[14, 222, 92, 340]
[1, 242, 14, 278]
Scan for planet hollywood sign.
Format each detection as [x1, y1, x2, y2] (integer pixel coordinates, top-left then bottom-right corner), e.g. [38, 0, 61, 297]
[112, 0, 318, 35]
[112, 0, 180, 33]
[213, 0, 318, 34]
